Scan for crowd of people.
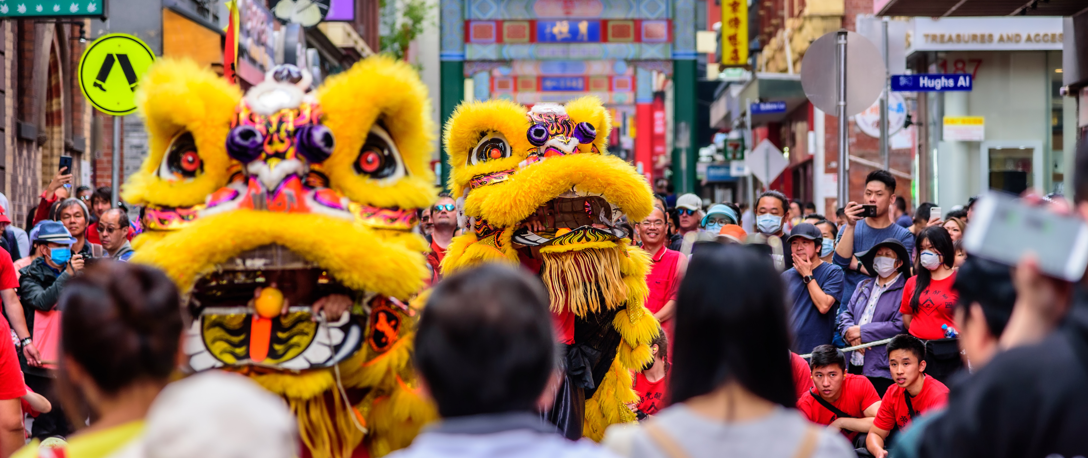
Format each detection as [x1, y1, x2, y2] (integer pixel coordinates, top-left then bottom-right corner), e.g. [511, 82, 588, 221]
[0, 148, 1076, 458]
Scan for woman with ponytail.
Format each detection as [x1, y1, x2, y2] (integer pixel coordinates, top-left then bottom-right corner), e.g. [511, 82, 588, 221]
[13, 261, 183, 458]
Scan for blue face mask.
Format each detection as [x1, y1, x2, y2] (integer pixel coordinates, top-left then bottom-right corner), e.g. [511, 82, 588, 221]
[756, 214, 782, 235]
[821, 238, 835, 257]
[705, 222, 723, 234]
[50, 247, 71, 265]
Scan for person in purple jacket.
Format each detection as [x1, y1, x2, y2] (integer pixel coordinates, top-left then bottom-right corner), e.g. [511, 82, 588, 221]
[837, 238, 912, 397]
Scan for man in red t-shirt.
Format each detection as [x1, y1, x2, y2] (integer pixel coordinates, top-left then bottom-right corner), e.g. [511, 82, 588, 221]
[797, 345, 881, 444]
[0, 247, 28, 455]
[867, 334, 949, 458]
[790, 351, 813, 399]
[638, 206, 687, 354]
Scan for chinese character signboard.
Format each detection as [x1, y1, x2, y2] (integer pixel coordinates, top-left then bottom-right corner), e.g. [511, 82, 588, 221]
[541, 77, 586, 92]
[537, 20, 602, 43]
[720, 0, 747, 66]
[0, 0, 104, 17]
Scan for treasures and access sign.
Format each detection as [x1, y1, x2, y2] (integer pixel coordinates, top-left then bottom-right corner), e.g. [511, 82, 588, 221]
[891, 74, 972, 92]
[0, 0, 104, 17]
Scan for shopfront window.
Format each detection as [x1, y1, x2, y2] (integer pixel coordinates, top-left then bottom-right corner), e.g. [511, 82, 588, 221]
[988, 147, 1034, 194]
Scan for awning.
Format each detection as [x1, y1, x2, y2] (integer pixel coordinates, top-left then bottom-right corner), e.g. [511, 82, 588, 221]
[711, 72, 807, 129]
[875, 0, 1087, 17]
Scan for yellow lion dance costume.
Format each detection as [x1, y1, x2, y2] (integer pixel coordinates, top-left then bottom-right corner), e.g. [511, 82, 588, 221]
[124, 57, 437, 458]
[441, 98, 659, 440]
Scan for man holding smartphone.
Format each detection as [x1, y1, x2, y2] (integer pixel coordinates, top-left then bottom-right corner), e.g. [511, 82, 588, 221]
[834, 170, 916, 308]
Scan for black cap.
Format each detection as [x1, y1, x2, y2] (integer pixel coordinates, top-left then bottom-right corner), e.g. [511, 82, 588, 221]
[786, 223, 822, 247]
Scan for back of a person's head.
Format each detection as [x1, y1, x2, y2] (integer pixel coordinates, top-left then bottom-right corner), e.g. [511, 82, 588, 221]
[914, 202, 936, 223]
[59, 261, 183, 394]
[954, 257, 1016, 338]
[669, 244, 795, 407]
[135, 372, 297, 458]
[416, 264, 555, 418]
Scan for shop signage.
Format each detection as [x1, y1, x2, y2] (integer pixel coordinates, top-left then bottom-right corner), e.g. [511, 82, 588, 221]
[706, 164, 735, 182]
[537, 20, 602, 43]
[750, 101, 787, 114]
[720, 0, 748, 66]
[541, 77, 585, 91]
[725, 137, 745, 161]
[908, 17, 1063, 53]
[0, 0, 103, 17]
[943, 116, 985, 142]
[891, 74, 972, 92]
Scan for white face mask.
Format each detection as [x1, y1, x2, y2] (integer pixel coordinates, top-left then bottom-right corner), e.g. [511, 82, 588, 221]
[920, 250, 942, 270]
[873, 256, 898, 278]
[756, 214, 782, 235]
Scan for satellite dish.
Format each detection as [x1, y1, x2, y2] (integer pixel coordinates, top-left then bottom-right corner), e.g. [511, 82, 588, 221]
[270, 0, 330, 27]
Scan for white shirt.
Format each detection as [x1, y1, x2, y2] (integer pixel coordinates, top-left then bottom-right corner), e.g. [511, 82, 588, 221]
[851, 273, 900, 366]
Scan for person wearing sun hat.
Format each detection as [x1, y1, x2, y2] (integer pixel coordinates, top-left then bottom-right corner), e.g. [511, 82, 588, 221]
[717, 224, 748, 244]
[837, 238, 911, 395]
[700, 204, 739, 235]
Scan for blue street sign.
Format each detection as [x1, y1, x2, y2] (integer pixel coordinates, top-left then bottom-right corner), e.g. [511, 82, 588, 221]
[891, 74, 973, 92]
[750, 101, 787, 114]
[706, 164, 736, 182]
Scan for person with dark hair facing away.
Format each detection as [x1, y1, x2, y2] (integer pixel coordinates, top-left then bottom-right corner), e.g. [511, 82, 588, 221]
[633, 328, 669, 420]
[866, 335, 948, 458]
[838, 239, 910, 396]
[893, 196, 911, 228]
[901, 226, 962, 382]
[797, 345, 881, 447]
[753, 190, 794, 271]
[909, 203, 937, 237]
[834, 170, 915, 313]
[425, 193, 458, 285]
[387, 264, 613, 458]
[12, 261, 184, 457]
[603, 244, 853, 458]
[782, 223, 844, 354]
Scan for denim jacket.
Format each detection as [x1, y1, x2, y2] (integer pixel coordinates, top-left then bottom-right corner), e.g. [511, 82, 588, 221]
[837, 274, 906, 378]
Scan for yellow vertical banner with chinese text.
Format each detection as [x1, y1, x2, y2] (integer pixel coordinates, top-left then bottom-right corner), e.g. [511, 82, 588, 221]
[720, 0, 748, 66]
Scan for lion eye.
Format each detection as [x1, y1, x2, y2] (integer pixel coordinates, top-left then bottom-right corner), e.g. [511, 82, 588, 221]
[354, 125, 405, 182]
[158, 131, 203, 180]
[469, 133, 510, 166]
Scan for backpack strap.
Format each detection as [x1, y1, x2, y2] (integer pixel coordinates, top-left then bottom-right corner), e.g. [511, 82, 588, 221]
[809, 390, 854, 420]
[644, 421, 691, 458]
[904, 390, 917, 420]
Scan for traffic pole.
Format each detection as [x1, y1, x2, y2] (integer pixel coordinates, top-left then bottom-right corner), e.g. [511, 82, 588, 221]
[111, 116, 120, 208]
[880, 17, 889, 171]
[836, 31, 849, 205]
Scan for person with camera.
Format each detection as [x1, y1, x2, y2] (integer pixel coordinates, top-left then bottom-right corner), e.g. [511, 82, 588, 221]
[17, 221, 84, 441]
[834, 171, 916, 310]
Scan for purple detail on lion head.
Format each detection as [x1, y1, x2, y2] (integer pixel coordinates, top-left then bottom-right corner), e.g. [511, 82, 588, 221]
[296, 125, 335, 164]
[227, 125, 264, 164]
[527, 123, 549, 147]
[573, 122, 596, 145]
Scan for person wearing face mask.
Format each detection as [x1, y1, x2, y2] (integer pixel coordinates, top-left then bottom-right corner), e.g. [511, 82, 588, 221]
[900, 226, 962, 383]
[17, 221, 84, 441]
[814, 219, 838, 263]
[753, 191, 794, 271]
[700, 204, 739, 237]
[838, 239, 911, 396]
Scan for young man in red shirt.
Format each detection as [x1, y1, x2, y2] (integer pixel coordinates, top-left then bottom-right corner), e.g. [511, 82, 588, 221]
[797, 345, 881, 446]
[867, 334, 949, 458]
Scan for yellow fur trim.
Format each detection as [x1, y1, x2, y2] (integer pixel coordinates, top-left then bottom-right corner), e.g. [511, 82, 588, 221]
[291, 386, 365, 458]
[367, 381, 438, 456]
[130, 210, 427, 299]
[317, 56, 437, 210]
[463, 153, 654, 227]
[538, 240, 618, 254]
[612, 308, 661, 351]
[583, 356, 638, 441]
[439, 229, 519, 275]
[540, 246, 628, 316]
[443, 99, 534, 198]
[124, 59, 242, 207]
[564, 96, 612, 155]
[617, 339, 654, 371]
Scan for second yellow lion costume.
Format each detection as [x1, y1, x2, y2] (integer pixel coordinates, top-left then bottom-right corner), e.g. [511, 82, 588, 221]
[126, 57, 437, 457]
[441, 97, 660, 440]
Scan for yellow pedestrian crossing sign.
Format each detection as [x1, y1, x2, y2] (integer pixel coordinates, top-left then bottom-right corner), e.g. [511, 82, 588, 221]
[78, 34, 156, 116]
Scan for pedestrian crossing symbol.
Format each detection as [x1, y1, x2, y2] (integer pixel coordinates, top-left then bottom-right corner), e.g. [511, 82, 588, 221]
[78, 33, 155, 116]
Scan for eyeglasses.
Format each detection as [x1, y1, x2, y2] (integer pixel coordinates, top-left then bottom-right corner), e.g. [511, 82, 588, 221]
[640, 220, 666, 228]
[433, 204, 456, 212]
[678, 208, 697, 216]
[96, 224, 121, 233]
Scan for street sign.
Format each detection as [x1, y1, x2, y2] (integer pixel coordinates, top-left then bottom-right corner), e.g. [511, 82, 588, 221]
[705, 164, 735, 182]
[891, 74, 973, 92]
[78, 34, 156, 116]
[800, 31, 885, 118]
[725, 137, 745, 161]
[0, 0, 104, 17]
[744, 139, 788, 185]
[943, 116, 985, 141]
[856, 92, 907, 138]
[750, 101, 786, 115]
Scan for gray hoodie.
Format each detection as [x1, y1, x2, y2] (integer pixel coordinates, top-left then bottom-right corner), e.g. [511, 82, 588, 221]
[388, 413, 617, 458]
